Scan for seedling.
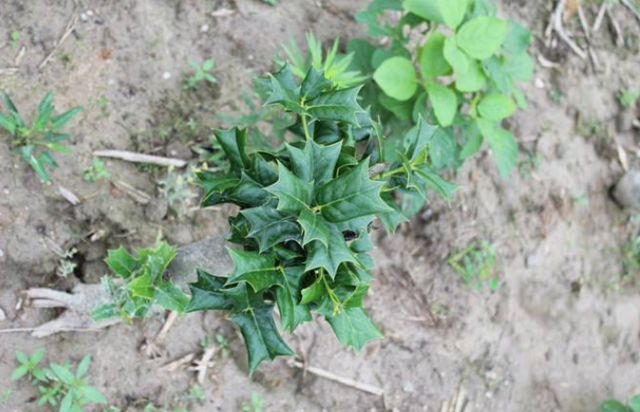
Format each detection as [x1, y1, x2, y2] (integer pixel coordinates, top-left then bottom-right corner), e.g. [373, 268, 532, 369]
[448, 241, 499, 291]
[0, 92, 82, 182]
[11, 349, 107, 412]
[83, 158, 111, 182]
[354, 0, 534, 179]
[0, 390, 11, 403]
[183, 59, 217, 90]
[157, 164, 201, 219]
[10, 30, 20, 46]
[56, 248, 77, 278]
[215, 334, 229, 358]
[99, 65, 458, 374]
[517, 150, 541, 179]
[618, 88, 640, 109]
[600, 394, 640, 412]
[620, 235, 640, 283]
[92, 241, 188, 321]
[241, 393, 264, 412]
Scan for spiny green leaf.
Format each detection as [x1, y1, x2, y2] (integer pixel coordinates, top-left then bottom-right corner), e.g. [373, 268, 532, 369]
[378, 193, 409, 234]
[225, 283, 294, 374]
[186, 269, 233, 312]
[301, 67, 333, 100]
[298, 207, 331, 247]
[199, 173, 240, 207]
[225, 172, 271, 207]
[301, 276, 325, 305]
[154, 282, 189, 312]
[414, 166, 458, 204]
[316, 159, 392, 223]
[226, 248, 282, 292]
[373, 56, 417, 101]
[305, 225, 357, 278]
[214, 128, 250, 174]
[242, 206, 301, 252]
[306, 86, 364, 125]
[286, 139, 342, 186]
[403, 116, 439, 161]
[275, 266, 312, 331]
[324, 307, 382, 350]
[266, 162, 313, 214]
[104, 247, 139, 279]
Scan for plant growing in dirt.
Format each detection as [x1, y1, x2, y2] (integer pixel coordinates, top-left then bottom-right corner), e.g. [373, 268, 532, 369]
[183, 59, 217, 90]
[92, 241, 188, 321]
[83, 158, 111, 182]
[618, 88, 639, 109]
[157, 164, 202, 219]
[600, 394, 640, 412]
[99, 64, 457, 373]
[448, 240, 499, 290]
[350, 0, 534, 179]
[11, 349, 107, 412]
[0, 92, 82, 182]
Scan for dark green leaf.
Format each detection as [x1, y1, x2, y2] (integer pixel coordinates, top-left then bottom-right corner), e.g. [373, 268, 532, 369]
[199, 173, 240, 207]
[275, 266, 312, 331]
[306, 87, 364, 125]
[242, 206, 301, 252]
[266, 162, 313, 214]
[52, 106, 82, 130]
[186, 269, 233, 312]
[286, 139, 342, 186]
[317, 159, 392, 223]
[214, 128, 250, 174]
[378, 193, 409, 234]
[301, 67, 333, 100]
[403, 116, 439, 161]
[301, 276, 325, 305]
[298, 208, 331, 247]
[305, 225, 357, 278]
[225, 248, 281, 292]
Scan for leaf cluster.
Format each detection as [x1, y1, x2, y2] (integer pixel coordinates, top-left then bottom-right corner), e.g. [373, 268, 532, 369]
[600, 395, 640, 412]
[0, 92, 82, 182]
[11, 349, 107, 412]
[93, 242, 188, 321]
[351, 0, 534, 179]
[183, 59, 217, 90]
[448, 240, 499, 291]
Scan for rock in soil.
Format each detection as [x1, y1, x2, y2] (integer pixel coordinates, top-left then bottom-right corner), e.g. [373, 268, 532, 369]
[616, 109, 636, 133]
[145, 199, 169, 222]
[0, 307, 5, 321]
[166, 141, 192, 160]
[612, 171, 640, 213]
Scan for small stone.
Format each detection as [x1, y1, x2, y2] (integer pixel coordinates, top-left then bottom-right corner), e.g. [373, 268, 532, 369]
[145, 199, 169, 222]
[166, 141, 192, 160]
[200, 24, 209, 33]
[0, 248, 4, 260]
[525, 252, 538, 268]
[80, 13, 89, 22]
[612, 171, 640, 213]
[163, 71, 172, 80]
[166, 225, 193, 246]
[86, 10, 94, 16]
[535, 78, 545, 89]
[402, 381, 414, 393]
[0, 307, 5, 321]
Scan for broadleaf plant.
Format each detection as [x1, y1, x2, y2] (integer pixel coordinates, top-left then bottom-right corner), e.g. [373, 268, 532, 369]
[99, 64, 457, 374]
[0, 92, 82, 182]
[351, 0, 533, 179]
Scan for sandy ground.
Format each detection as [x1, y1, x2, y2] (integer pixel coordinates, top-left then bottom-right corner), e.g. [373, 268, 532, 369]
[1, 0, 640, 411]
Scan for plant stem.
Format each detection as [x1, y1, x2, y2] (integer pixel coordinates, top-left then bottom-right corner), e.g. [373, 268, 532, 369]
[301, 114, 311, 141]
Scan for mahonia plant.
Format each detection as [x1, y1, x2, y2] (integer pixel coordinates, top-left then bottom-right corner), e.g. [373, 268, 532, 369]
[186, 64, 456, 373]
[350, 0, 534, 179]
[0, 92, 82, 182]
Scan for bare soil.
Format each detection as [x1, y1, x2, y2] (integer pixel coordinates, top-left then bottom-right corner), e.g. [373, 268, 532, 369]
[1, 1, 640, 411]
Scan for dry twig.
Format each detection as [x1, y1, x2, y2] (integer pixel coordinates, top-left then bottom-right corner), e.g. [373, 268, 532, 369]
[39, 14, 76, 70]
[94, 150, 187, 167]
[621, 0, 640, 24]
[552, 0, 587, 59]
[287, 359, 384, 396]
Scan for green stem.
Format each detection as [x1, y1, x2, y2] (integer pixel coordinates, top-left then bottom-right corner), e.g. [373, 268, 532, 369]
[301, 114, 311, 141]
[320, 269, 341, 314]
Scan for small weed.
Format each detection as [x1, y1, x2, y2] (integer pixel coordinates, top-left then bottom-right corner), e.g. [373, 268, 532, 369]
[620, 235, 640, 282]
[548, 88, 563, 104]
[157, 164, 202, 219]
[215, 334, 229, 358]
[571, 192, 590, 208]
[0, 389, 11, 403]
[11, 349, 107, 411]
[10, 29, 20, 46]
[186, 384, 204, 402]
[183, 59, 217, 90]
[600, 394, 640, 412]
[56, 248, 77, 278]
[83, 158, 111, 182]
[578, 117, 609, 141]
[448, 241, 499, 291]
[618, 88, 640, 109]
[518, 150, 541, 179]
[0, 92, 82, 182]
[241, 393, 264, 412]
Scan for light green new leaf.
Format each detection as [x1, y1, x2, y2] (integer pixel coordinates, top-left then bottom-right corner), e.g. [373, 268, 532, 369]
[286, 139, 342, 186]
[414, 166, 459, 205]
[443, 37, 469, 74]
[266, 163, 314, 214]
[504, 52, 534, 82]
[456, 17, 507, 60]
[154, 282, 189, 312]
[373, 57, 418, 102]
[105, 247, 139, 279]
[242, 206, 301, 252]
[426, 82, 457, 127]
[477, 118, 518, 179]
[225, 248, 282, 292]
[325, 307, 382, 350]
[301, 276, 325, 305]
[403, 0, 444, 23]
[81, 386, 108, 404]
[455, 60, 487, 92]
[298, 207, 331, 247]
[629, 395, 640, 412]
[316, 159, 392, 223]
[420, 32, 451, 78]
[306, 87, 364, 125]
[305, 225, 358, 279]
[600, 400, 630, 412]
[478, 93, 516, 121]
[502, 21, 532, 55]
[435, 0, 468, 29]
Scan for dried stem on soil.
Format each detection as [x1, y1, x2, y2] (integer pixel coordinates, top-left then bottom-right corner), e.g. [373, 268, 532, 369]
[94, 149, 187, 167]
[287, 359, 384, 397]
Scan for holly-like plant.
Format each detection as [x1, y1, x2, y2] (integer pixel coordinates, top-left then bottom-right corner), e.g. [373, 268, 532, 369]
[98, 64, 455, 374]
[0, 92, 82, 182]
[350, 0, 533, 179]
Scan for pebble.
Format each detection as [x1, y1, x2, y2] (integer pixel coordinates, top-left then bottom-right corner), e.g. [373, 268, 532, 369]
[612, 171, 640, 213]
[200, 24, 209, 33]
[163, 71, 172, 80]
[402, 381, 414, 393]
[80, 13, 89, 22]
[525, 252, 538, 268]
[0, 307, 5, 321]
[145, 199, 169, 222]
[535, 78, 545, 89]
